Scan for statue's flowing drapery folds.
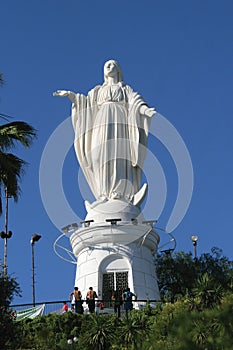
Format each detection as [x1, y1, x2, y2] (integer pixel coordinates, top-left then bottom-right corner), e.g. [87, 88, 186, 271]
[71, 83, 152, 203]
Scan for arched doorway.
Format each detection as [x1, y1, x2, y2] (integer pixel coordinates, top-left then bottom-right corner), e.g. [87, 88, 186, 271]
[99, 255, 130, 306]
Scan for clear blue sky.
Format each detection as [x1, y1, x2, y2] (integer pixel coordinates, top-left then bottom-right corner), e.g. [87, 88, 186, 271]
[1, 0, 233, 305]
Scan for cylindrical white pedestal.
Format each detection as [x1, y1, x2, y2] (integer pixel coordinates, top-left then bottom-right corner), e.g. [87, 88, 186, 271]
[70, 222, 160, 302]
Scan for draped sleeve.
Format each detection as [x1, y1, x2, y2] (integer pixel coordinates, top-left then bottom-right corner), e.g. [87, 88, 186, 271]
[126, 85, 151, 168]
[71, 85, 100, 196]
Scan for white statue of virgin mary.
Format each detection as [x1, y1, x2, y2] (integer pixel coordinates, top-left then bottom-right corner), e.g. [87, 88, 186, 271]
[53, 60, 156, 207]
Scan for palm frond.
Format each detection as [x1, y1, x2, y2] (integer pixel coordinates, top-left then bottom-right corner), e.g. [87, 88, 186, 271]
[0, 151, 26, 201]
[0, 122, 37, 150]
[0, 113, 13, 121]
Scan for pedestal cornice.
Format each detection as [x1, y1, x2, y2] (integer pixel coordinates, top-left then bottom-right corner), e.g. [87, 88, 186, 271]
[70, 223, 160, 257]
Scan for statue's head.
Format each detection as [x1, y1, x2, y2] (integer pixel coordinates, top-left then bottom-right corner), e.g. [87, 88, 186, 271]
[103, 59, 124, 85]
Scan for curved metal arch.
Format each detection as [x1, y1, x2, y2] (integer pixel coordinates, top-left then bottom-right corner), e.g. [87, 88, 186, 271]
[156, 226, 177, 253]
[53, 233, 77, 264]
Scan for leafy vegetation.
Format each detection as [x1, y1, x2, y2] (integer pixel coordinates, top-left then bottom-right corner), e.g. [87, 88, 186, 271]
[14, 298, 233, 350]
[156, 247, 233, 303]
[2, 248, 230, 349]
[0, 269, 21, 350]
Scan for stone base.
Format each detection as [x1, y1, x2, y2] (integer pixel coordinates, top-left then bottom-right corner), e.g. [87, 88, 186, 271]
[85, 198, 144, 223]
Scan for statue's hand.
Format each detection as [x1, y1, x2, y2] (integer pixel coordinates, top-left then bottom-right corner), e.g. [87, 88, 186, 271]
[144, 107, 156, 118]
[53, 90, 70, 97]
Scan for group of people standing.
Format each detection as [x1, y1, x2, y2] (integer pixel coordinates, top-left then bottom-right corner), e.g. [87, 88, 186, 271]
[64, 286, 137, 317]
[69, 286, 98, 314]
[112, 288, 137, 318]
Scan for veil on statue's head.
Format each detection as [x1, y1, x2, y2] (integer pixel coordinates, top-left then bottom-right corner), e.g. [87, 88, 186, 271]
[103, 59, 124, 86]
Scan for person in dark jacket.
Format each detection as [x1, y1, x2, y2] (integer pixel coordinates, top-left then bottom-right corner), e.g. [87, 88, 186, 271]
[112, 290, 123, 317]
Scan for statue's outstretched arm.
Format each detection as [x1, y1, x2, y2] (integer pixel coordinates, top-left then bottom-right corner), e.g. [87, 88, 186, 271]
[53, 90, 76, 103]
[140, 105, 156, 118]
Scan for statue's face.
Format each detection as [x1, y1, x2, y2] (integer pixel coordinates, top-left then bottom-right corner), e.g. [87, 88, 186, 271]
[104, 60, 119, 78]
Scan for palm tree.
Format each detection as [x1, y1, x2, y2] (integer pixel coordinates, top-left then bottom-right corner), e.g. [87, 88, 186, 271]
[0, 121, 37, 275]
[119, 311, 152, 350]
[80, 314, 117, 350]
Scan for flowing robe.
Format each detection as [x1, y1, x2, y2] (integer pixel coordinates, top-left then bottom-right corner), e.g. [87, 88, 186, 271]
[71, 83, 151, 203]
